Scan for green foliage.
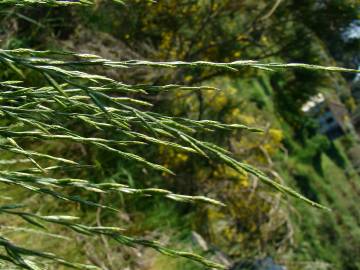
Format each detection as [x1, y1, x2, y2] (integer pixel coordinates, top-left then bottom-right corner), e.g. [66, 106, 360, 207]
[0, 1, 359, 270]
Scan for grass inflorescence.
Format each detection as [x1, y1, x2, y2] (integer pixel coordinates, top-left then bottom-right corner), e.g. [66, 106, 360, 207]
[0, 40, 358, 270]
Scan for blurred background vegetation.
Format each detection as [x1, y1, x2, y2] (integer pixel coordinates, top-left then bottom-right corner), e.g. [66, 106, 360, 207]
[0, 0, 360, 269]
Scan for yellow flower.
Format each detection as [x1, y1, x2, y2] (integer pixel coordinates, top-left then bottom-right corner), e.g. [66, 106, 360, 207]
[268, 128, 283, 143]
[184, 75, 193, 82]
[233, 52, 241, 58]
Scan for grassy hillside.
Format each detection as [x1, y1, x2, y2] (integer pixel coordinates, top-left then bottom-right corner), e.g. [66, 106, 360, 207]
[1, 2, 359, 270]
[134, 74, 360, 269]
